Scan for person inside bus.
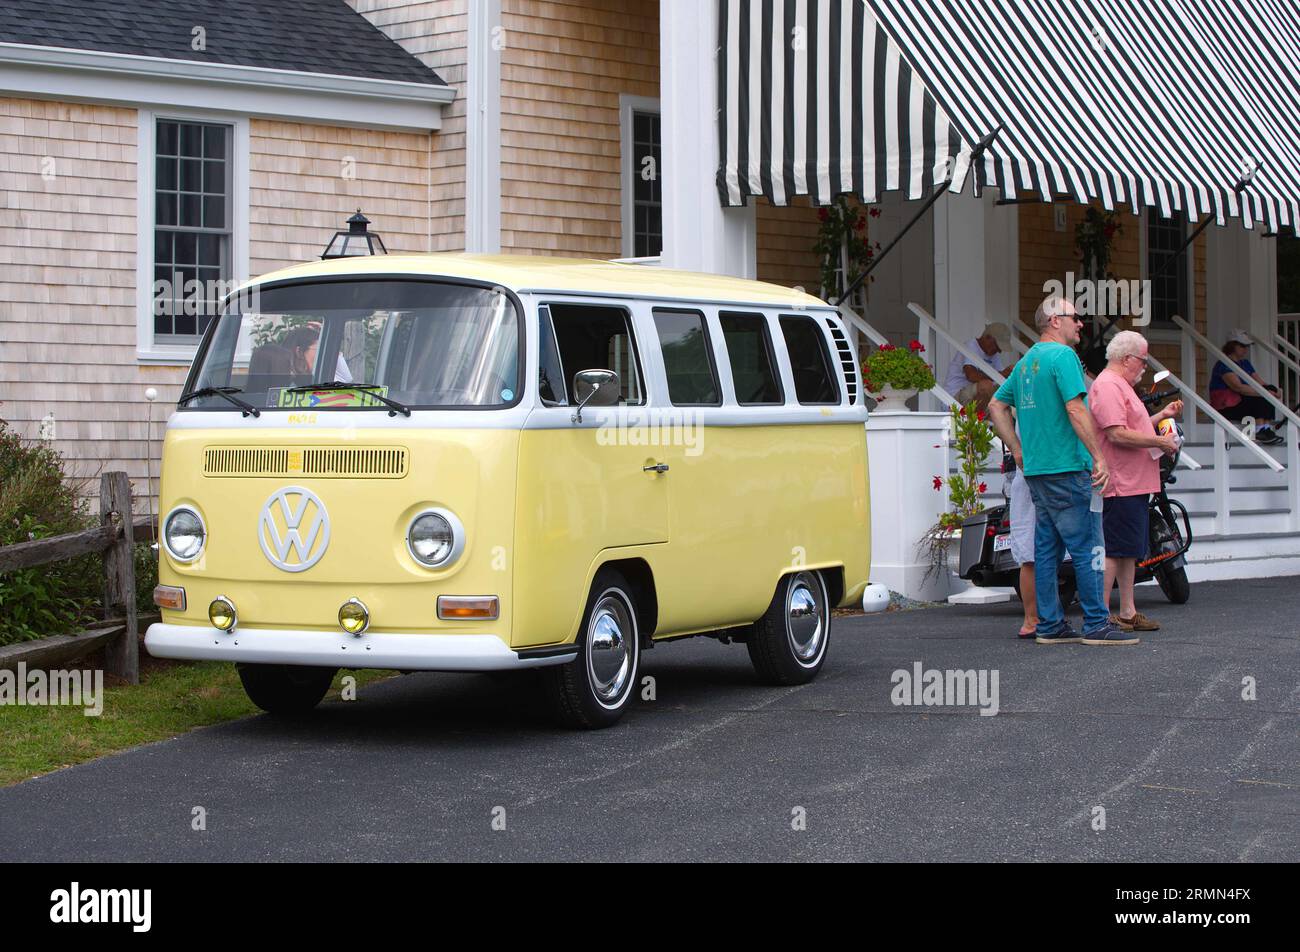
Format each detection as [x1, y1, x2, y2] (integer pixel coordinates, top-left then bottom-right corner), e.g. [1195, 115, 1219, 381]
[1209, 330, 1284, 445]
[282, 326, 320, 378]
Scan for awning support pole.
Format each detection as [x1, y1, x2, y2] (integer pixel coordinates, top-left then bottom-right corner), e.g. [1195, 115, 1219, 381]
[831, 126, 1002, 307]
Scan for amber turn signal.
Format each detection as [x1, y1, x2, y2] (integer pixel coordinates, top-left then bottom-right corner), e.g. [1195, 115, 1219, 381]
[153, 585, 186, 611]
[437, 596, 499, 620]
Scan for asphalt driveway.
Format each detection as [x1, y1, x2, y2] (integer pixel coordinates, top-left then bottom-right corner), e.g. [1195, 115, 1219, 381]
[1, 577, 1296, 862]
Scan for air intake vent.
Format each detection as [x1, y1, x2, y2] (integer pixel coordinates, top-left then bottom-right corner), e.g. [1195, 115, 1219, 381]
[826, 320, 859, 404]
[204, 446, 408, 478]
[203, 448, 290, 475]
[302, 448, 407, 477]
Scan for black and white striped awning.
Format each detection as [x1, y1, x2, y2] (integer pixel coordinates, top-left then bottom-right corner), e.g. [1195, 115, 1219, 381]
[718, 0, 1300, 230]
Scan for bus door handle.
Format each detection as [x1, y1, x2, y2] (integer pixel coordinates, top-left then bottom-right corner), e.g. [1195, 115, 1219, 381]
[643, 462, 670, 474]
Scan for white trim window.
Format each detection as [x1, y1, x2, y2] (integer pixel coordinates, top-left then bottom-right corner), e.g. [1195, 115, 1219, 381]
[136, 109, 250, 363]
[620, 95, 662, 259]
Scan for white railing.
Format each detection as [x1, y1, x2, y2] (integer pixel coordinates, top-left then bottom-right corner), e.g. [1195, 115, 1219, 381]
[1172, 315, 1300, 530]
[1007, 317, 1274, 536]
[1276, 313, 1300, 407]
[837, 303, 963, 408]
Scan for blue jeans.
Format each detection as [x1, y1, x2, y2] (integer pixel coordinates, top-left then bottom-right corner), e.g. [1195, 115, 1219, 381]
[1024, 471, 1108, 635]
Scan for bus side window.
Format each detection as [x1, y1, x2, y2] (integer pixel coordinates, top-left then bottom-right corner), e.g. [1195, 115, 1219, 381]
[538, 305, 566, 405]
[779, 315, 840, 405]
[652, 308, 721, 406]
[719, 311, 784, 405]
[546, 303, 645, 405]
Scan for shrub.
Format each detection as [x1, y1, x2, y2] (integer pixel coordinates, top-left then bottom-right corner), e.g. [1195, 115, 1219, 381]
[0, 419, 99, 645]
[134, 541, 159, 615]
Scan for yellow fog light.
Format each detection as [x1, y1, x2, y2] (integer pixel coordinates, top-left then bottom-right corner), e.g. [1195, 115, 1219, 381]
[339, 597, 370, 635]
[208, 595, 237, 631]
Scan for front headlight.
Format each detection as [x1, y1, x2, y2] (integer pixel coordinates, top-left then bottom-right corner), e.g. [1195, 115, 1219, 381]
[407, 509, 463, 567]
[164, 507, 206, 562]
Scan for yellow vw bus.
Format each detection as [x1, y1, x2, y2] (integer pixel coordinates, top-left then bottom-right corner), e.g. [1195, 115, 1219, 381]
[145, 255, 870, 727]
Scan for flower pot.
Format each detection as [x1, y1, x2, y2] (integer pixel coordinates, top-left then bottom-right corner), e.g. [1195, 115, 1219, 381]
[872, 385, 919, 408]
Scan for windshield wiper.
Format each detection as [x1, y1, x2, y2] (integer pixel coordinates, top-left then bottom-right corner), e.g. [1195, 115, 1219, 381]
[286, 381, 412, 417]
[177, 386, 261, 417]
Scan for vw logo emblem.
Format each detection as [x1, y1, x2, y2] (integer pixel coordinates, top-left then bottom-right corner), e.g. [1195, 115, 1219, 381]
[258, 487, 330, 573]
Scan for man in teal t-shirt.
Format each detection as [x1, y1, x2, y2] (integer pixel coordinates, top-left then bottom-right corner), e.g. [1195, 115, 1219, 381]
[988, 296, 1125, 645]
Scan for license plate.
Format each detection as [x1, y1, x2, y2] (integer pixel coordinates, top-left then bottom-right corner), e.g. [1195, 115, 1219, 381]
[992, 534, 1012, 552]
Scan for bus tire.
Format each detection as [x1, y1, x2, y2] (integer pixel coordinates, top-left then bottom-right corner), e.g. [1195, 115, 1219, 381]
[747, 570, 830, 685]
[543, 569, 640, 729]
[237, 663, 336, 715]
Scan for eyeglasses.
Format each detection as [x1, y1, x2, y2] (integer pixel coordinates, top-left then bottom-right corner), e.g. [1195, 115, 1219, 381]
[1053, 312, 1083, 324]
[1124, 353, 1151, 366]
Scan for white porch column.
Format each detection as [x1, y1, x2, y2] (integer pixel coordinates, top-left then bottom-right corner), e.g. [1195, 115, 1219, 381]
[1207, 224, 1278, 381]
[928, 190, 1018, 406]
[465, 0, 502, 253]
[659, 0, 756, 276]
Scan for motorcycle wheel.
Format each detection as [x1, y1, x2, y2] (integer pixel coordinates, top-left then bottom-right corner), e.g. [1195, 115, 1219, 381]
[1149, 509, 1191, 604]
[1156, 564, 1191, 604]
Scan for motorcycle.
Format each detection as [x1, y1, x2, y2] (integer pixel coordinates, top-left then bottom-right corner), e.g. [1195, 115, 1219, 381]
[957, 371, 1193, 605]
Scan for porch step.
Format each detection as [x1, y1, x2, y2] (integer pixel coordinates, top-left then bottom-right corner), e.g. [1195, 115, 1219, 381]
[1180, 528, 1300, 582]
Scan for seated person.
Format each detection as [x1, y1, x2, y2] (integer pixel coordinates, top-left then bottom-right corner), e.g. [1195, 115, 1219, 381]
[1209, 330, 1283, 444]
[943, 322, 1012, 411]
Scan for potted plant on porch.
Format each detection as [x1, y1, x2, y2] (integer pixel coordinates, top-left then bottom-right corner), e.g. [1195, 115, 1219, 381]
[862, 340, 936, 408]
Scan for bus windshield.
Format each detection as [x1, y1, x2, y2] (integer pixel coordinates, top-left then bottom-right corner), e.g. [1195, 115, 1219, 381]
[184, 279, 521, 411]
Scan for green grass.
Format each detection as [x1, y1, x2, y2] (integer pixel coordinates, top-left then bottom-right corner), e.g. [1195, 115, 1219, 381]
[0, 662, 392, 787]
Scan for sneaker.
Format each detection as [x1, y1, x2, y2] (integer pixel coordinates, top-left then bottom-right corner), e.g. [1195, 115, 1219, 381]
[1035, 625, 1082, 645]
[1256, 428, 1283, 446]
[1082, 623, 1140, 646]
[1117, 611, 1160, 631]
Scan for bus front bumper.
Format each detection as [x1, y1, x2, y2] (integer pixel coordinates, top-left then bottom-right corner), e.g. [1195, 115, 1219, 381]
[144, 623, 578, 671]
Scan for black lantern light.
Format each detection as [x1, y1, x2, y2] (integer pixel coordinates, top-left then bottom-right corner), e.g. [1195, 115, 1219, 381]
[321, 209, 387, 259]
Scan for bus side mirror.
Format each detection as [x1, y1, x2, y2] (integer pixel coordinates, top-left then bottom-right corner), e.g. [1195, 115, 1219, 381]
[571, 369, 620, 423]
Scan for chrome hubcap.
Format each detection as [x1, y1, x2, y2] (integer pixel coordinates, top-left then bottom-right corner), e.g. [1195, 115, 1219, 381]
[786, 572, 826, 665]
[587, 591, 634, 704]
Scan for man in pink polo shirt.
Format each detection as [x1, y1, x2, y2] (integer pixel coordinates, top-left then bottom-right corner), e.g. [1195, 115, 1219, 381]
[1088, 331, 1182, 631]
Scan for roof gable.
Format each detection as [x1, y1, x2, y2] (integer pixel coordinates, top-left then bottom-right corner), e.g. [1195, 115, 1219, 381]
[0, 0, 445, 87]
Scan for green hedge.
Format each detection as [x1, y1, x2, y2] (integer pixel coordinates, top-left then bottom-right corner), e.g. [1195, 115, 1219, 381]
[0, 419, 100, 645]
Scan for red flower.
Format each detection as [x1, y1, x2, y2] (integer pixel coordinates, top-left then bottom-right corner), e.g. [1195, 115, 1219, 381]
[817, 208, 829, 222]
[878, 343, 895, 351]
[958, 405, 967, 416]
[908, 340, 925, 352]
[978, 481, 988, 494]
[869, 207, 882, 218]
[933, 476, 943, 491]
[977, 409, 986, 421]
[855, 217, 867, 231]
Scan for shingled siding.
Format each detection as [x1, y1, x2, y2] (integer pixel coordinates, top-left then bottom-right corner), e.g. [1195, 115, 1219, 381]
[498, 0, 659, 256]
[0, 96, 183, 504]
[248, 119, 434, 272]
[1018, 202, 1207, 381]
[757, 197, 827, 294]
[349, 0, 468, 251]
